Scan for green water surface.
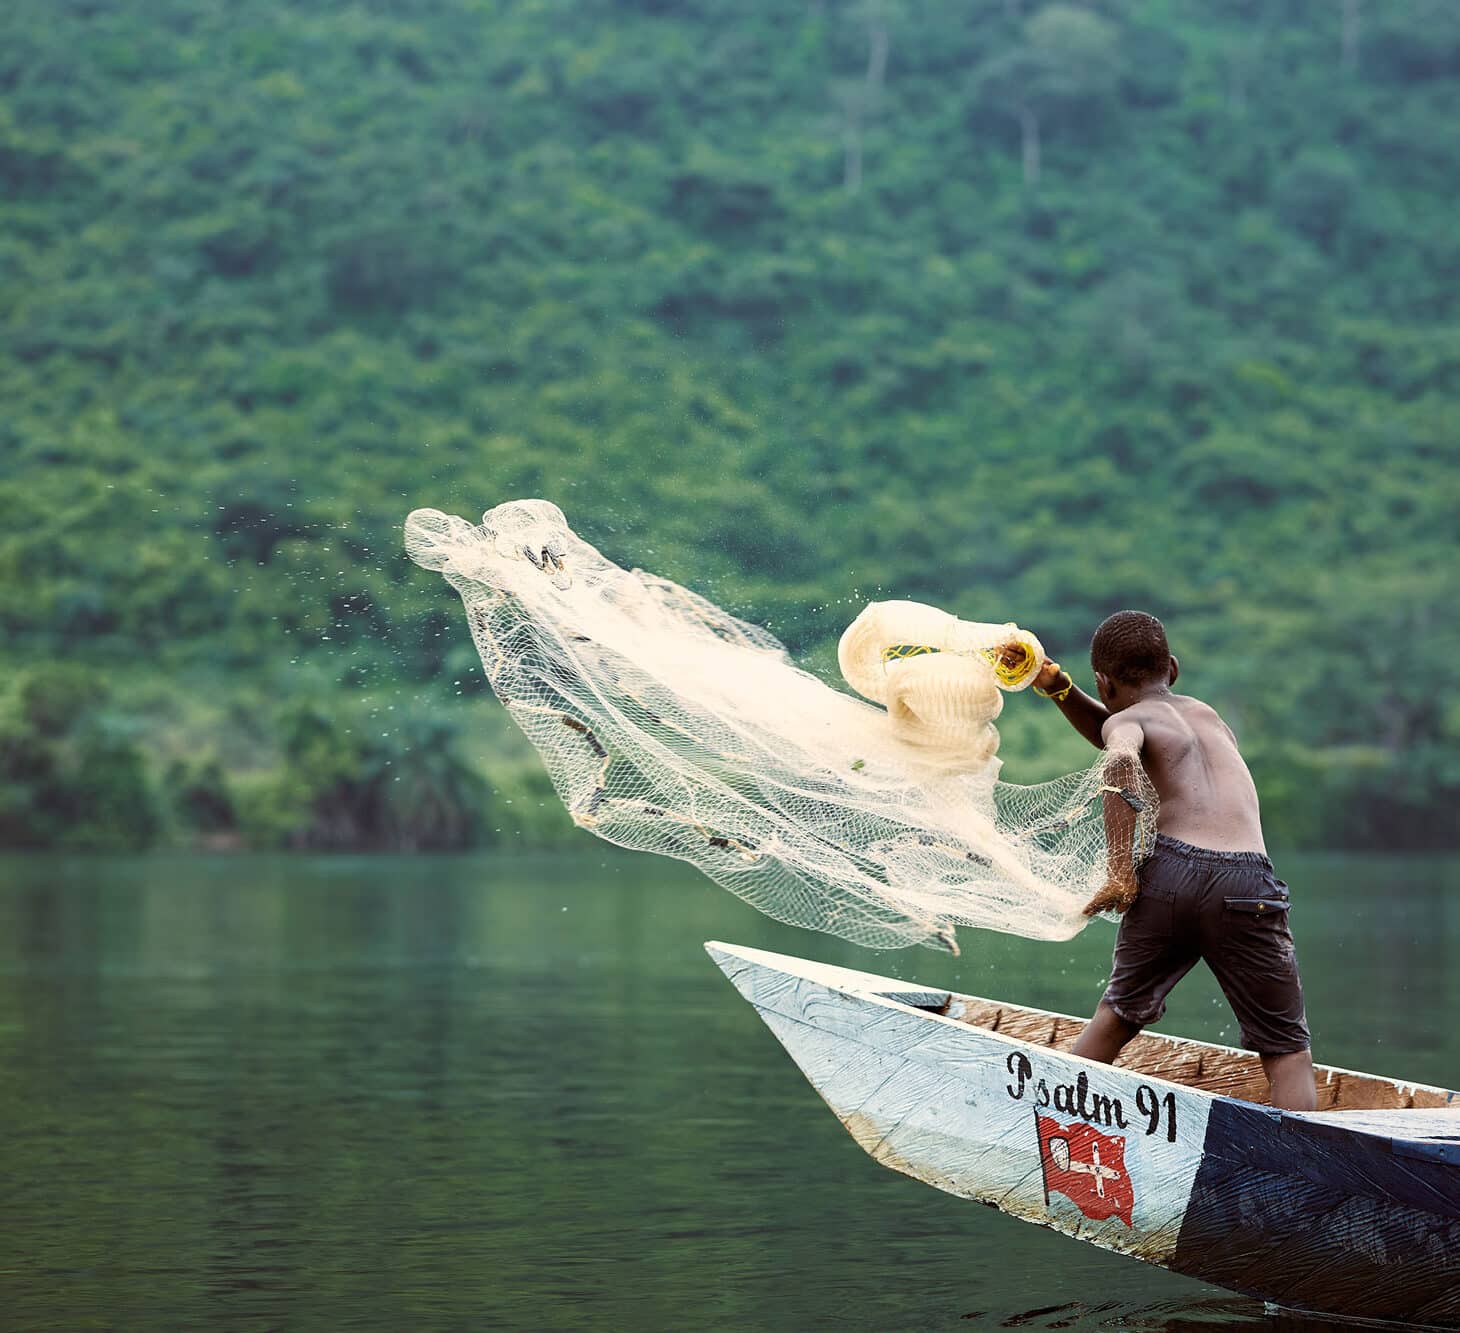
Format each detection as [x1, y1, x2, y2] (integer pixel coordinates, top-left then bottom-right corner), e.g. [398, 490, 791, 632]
[0, 852, 1454, 1331]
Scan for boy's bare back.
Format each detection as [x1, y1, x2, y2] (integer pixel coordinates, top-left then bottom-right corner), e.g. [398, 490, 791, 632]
[1110, 694, 1265, 854]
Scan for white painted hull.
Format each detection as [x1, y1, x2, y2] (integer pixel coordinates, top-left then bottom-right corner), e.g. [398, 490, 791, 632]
[709, 942, 1208, 1267]
[707, 941, 1460, 1328]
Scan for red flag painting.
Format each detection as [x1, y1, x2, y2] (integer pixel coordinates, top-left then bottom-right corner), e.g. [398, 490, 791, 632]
[1035, 1113, 1134, 1227]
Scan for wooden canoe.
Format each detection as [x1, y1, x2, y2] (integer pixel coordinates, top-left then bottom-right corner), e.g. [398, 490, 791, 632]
[707, 941, 1460, 1329]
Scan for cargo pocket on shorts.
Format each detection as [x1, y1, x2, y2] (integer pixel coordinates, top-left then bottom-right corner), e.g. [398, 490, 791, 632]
[1222, 895, 1289, 917]
[1220, 882, 1295, 970]
[1224, 873, 1291, 916]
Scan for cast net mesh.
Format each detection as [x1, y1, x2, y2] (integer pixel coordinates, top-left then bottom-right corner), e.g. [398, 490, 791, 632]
[405, 499, 1156, 953]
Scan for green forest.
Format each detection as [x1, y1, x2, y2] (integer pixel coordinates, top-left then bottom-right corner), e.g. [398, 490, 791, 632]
[2, 0, 1457, 853]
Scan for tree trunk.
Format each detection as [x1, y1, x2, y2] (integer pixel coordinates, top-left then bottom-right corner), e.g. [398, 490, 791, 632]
[1227, 34, 1261, 114]
[866, 6, 889, 93]
[1018, 104, 1040, 186]
[1227, 58, 1245, 114]
[844, 98, 863, 195]
[1341, 0, 1361, 72]
[842, 3, 885, 197]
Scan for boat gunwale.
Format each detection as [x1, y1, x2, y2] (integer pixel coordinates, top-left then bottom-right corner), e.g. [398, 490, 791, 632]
[706, 940, 1460, 1123]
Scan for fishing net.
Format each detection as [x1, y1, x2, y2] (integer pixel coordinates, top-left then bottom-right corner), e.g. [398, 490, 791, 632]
[405, 499, 1157, 953]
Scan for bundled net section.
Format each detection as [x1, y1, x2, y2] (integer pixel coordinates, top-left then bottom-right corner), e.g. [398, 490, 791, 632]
[405, 499, 1156, 953]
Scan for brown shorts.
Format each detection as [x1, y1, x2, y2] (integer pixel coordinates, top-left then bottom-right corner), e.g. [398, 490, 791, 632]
[1102, 834, 1311, 1056]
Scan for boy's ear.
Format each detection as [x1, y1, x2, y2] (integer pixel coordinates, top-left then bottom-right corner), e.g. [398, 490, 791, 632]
[1168, 655, 1180, 686]
[1093, 670, 1111, 701]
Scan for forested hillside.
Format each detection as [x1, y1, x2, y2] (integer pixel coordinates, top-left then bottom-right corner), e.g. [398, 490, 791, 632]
[2, 0, 1457, 850]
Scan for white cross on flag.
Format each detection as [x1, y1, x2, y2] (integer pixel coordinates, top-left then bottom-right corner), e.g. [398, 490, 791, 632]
[1036, 1113, 1134, 1226]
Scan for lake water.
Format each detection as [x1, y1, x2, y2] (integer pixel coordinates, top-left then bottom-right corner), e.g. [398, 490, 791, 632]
[1, 851, 1454, 1331]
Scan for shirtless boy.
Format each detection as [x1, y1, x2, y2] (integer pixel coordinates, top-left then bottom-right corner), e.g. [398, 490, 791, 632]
[1032, 610, 1317, 1111]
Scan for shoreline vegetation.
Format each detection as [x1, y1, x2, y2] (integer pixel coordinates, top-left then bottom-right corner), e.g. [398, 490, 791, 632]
[3, 1, 1457, 854]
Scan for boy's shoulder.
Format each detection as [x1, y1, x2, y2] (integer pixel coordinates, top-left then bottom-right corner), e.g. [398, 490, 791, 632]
[1122, 693, 1224, 734]
[1149, 692, 1240, 743]
[1134, 691, 1210, 715]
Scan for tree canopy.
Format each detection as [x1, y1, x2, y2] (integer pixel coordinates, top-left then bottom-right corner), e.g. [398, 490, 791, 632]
[2, 0, 1457, 850]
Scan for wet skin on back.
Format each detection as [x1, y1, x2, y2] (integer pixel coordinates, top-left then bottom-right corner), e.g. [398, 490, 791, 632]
[1107, 693, 1265, 855]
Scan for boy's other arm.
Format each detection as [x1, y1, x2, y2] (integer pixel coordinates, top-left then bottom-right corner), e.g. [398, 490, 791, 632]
[1083, 716, 1146, 917]
[1032, 658, 1109, 748]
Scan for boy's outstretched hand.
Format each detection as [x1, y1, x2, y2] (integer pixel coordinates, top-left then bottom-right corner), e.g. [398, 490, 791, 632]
[1032, 658, 1065, 692]
[1083, 875, 1140, 917]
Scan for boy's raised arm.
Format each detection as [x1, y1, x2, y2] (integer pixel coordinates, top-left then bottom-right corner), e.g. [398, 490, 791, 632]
[1032, 658, 1109, 748]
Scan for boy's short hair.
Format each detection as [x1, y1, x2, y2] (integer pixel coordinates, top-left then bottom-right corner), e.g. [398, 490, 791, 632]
[1090, 610, 1170, 685]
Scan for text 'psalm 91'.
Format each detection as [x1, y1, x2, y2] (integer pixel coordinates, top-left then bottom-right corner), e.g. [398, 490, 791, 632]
[1006, 1051, 1177, 1143]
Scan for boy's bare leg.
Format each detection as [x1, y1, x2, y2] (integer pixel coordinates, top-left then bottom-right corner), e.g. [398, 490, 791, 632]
[1262, 1049, 1317, 1111]
[1071, 1002, 1140, 1064]
[1078, 1012, 1316, 1109]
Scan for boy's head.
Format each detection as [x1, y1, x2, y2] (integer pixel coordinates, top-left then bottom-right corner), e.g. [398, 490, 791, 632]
[1090, 610, 1177, 706]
